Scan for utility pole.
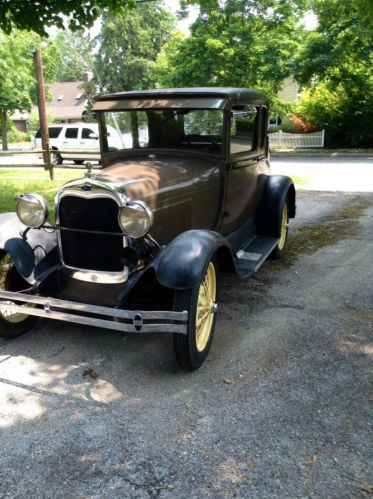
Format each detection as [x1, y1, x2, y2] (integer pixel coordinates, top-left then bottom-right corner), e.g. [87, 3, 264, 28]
[34, 48, 53, 180]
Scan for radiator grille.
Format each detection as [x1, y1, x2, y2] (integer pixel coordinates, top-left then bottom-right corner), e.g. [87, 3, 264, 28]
[59, 196, 124, 271]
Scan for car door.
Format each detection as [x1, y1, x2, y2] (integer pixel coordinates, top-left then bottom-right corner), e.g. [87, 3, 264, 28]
[80, 126, 100, 151]
[221, 105, 269, 235]
[61, 126, 79, 152]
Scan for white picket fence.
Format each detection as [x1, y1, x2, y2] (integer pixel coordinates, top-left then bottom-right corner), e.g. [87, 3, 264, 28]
[269, 129, 325, 148]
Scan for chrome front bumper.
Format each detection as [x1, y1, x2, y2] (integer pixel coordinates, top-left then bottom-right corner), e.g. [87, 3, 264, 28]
[0, 291, 188, 335]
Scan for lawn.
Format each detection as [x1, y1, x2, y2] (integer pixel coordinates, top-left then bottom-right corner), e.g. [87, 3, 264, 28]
[0, 167, 311, 221]
[0, 168, 83, 216]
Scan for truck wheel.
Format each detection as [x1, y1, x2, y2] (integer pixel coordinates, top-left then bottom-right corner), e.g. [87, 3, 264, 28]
[51, 150, 62, 165]
[0, 252, 38, 339]
[270, 200, 289, 260]
[173, 257, 219, 371]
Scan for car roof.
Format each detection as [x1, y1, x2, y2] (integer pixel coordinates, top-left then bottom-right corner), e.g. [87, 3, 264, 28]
[94, 87, 268, 111]
[48, 123, 97, 128]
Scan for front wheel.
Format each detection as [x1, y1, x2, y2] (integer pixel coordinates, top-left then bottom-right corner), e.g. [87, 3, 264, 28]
[0, 252, 38, 339]
[173, 258, 219, 371]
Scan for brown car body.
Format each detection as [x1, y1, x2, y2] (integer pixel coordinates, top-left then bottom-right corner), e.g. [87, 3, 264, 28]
[0, 88, 296, 370]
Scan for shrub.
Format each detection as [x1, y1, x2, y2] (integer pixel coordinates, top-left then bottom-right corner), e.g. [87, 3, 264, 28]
[295, 83, 373, 147]
[8, 129, 31, 143]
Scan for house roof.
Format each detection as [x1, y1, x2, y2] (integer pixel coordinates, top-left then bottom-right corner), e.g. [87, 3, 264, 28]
[44, 81, 87, 120]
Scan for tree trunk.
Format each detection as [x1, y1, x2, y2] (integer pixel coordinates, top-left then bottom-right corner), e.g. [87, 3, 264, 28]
[1, 109, 8, 151]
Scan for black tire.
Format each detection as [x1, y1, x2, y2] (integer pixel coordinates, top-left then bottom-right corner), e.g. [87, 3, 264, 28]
[51, 150, 62, 165]
[270, 200, 289, 260]
[74, 160, 84, 165]
[0, 252, 38, 339]
[173, 257, 220, 371]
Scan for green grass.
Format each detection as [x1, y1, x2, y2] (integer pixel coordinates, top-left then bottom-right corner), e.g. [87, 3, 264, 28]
[0, 168, 312, 219]
[287, 175, 312, 187]
[0, 168, 83, 216]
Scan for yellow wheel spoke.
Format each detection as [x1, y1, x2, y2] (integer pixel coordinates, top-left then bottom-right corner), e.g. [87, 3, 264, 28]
[197, 311, 210, 328]
[195, 261, 217, 352]
[197, 305, 212, 312]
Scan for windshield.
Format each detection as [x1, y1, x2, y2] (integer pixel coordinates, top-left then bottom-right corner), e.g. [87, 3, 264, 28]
[102, 109, 224, 155]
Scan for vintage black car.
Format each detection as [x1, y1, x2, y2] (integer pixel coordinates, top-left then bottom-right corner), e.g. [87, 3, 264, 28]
[0, 88, 295, 370]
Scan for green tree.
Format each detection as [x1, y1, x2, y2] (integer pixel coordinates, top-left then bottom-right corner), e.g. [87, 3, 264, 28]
[47, 30, 94, 82]
[294, 0, 373, 146]
[0, 30, 39, 150]
[95, 2, 175, 92]
[153, 0, 308, 116]
[0, 0, 135, 37]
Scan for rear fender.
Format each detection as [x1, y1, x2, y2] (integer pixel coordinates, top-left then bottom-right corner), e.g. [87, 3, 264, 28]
[0, 213, 58, 284]
[256, 175, 296, 238]
[151, 230, 234, 290]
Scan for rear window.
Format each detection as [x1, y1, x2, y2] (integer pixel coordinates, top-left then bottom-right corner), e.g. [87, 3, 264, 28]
[230, 105, 258, 154]
[65, 128, 78, 139]
[35, 127, 62, 139]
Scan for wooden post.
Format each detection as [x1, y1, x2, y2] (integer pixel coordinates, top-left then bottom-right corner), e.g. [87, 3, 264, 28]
[34, 48, 54, 180]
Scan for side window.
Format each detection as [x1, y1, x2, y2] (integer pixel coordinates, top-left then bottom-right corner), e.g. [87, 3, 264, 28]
[48, 127, 63, 139]
[230, 105, 258, 154]
[82, 128, 96, 139]
[65, 128, 78, 139]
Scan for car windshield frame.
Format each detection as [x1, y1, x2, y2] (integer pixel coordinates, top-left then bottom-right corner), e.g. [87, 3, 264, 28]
[100, 108, 227, 158]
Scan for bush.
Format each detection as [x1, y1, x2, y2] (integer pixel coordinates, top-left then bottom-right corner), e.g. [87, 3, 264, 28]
[288, 114, 318, 133]
[8, 129, 31, 143]
[27, 112, 56, 134]
[295, 83, 373, 147]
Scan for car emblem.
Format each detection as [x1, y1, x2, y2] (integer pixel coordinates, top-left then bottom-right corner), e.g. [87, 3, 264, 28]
[81, 185, 92, 191]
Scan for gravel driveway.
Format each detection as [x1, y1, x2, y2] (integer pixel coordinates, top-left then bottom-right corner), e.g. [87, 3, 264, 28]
[0, 191, 372, 498]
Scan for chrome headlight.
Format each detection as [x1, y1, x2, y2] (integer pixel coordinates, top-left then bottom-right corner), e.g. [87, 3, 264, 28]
[16, 193, 49, 228]
[119, 201, 153, 239]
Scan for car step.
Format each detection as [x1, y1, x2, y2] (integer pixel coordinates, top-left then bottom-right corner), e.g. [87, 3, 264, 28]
[233, 236, 278, 278]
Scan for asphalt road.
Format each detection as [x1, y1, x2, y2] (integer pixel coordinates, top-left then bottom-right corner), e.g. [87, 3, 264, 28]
[0, 190, 372, 497]
[271, 156, 373, 192]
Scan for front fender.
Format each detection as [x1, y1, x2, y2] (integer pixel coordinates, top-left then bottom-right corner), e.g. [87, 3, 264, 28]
[151, 230, 232, 290]
[0, 213, 58, 284]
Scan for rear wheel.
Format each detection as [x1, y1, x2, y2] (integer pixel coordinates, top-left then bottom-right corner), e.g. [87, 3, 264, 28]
[0, 252, 38, 339]
[50, 150, 62, 165]
[270, 200, 289, 260]
[173, 258, 219, 370]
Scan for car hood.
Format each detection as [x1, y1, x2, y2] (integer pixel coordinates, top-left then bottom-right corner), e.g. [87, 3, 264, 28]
[95, 154, 220, 209]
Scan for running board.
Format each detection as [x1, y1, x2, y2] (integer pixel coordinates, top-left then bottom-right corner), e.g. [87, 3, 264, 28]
[234, 236, 278, 279]
[0, 291, 188, 335]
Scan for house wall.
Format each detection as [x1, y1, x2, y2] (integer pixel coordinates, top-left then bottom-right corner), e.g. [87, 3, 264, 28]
[277, 77, 299, 103]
